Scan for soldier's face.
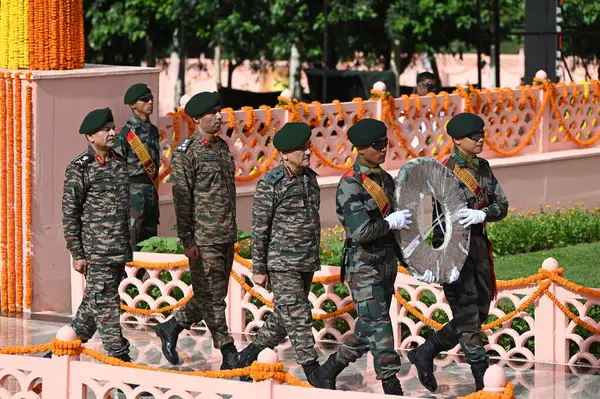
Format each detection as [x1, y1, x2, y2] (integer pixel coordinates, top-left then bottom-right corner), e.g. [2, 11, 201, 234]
[282, 141, 311, 169]
[131, 93, 154, 116]
[87, 122, 117, 150]
[454, 130, 484, 157]
[197, 107, 222, 134]
[358, 137, 388, 166]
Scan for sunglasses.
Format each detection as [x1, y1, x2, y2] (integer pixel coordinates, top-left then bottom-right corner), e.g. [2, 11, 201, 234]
[370, 140, 389, 151]
[467, 131, 485, 141]
[138, 94, 154, 103]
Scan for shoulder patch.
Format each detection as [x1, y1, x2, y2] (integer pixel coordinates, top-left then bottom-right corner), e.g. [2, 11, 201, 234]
[265, 168, 285, 185]
[341, 168, 356, 180]
[176, 137, 194, 153]
[72, 152, 94, 169]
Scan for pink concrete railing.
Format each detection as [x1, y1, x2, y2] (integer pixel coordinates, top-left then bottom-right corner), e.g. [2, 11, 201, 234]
[156, 82, 600, 189]
[68, 253, 600, 368]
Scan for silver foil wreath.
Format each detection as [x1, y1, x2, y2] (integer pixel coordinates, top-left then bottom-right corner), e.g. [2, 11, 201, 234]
[393, 157, 470, 284]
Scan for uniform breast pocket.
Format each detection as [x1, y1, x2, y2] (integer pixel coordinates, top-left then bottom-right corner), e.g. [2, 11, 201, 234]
[281, 189, 304, 211]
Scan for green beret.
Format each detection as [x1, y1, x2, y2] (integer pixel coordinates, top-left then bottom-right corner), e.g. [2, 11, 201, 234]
[79, 107, 114, 134]
[446, 113, 485, 138]
[273, 122, 312, 152]
[184, 92, 220, 117]
[124, 83, 152, 104]
[347, 118, 387, 146]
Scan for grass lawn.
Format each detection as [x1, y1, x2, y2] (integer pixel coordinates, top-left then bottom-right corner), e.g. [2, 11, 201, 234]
[494, 241, 600, 288]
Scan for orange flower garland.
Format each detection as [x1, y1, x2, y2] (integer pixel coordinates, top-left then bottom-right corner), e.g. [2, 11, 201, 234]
[241, 106, 255, 135]
[222, 107, 235, 129]
[351, 97, 365, 123]
[0, 73, 6, 311]
[15, 73, 23, 311]
[24, 72, 32, 309]
[234, 149, 279, 183]
[549, 87, 600, 147]
[120, 292, 194, 315]
[309, 143, 352, 171]
[458, 382, 515, 399]
[332, 99, 345, 124]
[258, 105, 273, 135]
[440, 91, 451, 113]
[7, 75, 15, 312]
[484, 87, 550, 156]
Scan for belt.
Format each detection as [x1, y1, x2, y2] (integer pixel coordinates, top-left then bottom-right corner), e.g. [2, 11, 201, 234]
[130, 174, 153, 184]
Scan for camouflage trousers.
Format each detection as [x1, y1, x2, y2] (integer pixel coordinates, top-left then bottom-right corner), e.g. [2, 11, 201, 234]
[130, 182, 159, 250]
[71, 263, 130, 358]
[337, 261, 401, 380]
[434, 235, 493, 364]
[174, 243, 234, 349]
[253, 271, 318, 365]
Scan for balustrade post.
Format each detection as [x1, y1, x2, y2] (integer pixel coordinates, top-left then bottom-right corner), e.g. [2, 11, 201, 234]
[372, 82, 386, 121]
[534, 257, 560, 363]
[44, 326, 83, 398]
[536, 70, 552, 154]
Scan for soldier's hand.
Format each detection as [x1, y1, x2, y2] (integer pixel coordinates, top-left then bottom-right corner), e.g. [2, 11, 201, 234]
[252, 273, 268, 288]
[73, 259, 87, 275]
[385, 210, 412, 230]
[184, 245, 200, 261]
[458, 208, 486, 228]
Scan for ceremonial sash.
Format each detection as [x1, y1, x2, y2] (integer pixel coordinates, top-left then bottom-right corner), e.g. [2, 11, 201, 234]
[445, 156, 498, 298]
[451, 164, 487, 209]
[360, 173, 390, 216]
[125, 127, 160, 192]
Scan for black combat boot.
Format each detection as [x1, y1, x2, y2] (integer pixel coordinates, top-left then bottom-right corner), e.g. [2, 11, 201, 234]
[382, 376, 404, 395]
[301, 361, 319, 380]
[407, 337, 444, 392]
[220, 343, 239, 370]
[153, 317, 183, 365]
[233, 343, 263, 381]
[307, 353, 347, 390]
[470, 361, 489, 391]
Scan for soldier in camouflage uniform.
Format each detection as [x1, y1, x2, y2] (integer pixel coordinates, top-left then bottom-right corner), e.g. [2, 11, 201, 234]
[408, 113, 509, 393]
[310, 119, 412, 395]
[62, 108, 132, 361]
[115, 83, 161, 249]
[233, 122, 325, 383]
[153, 92, 239, 369]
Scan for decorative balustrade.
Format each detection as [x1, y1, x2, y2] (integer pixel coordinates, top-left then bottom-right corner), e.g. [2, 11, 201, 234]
[67, 252, 600, 368]
[156, 81, 600, 186]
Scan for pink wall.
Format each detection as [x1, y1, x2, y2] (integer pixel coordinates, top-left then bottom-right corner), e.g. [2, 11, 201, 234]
[29, 66, 161, 313]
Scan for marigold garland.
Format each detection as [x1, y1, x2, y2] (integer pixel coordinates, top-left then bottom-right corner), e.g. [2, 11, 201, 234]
[120, 291, 194, 315]
[549, 86, 600, 147]
[349, 97, 365, 124]
[483, 87, 550, 156]
[332, 100, 345, 124]
[310, 101, 323, 127]
[0, 73, 7, 311]
[241, 106, 255, 135]
[440, 91, 451, 113]
[258, 105, 273, 135]
[458, 382, 515, 399]
[126, 259, 189, 269]
[310, 143, 352, 171]
[234, 148, 279, 183]
[7, 75, 16, 312]
[222, 107, 235, 129]
[0, 0, 85, 69]
[427, 92, 438, 116]
[15, 73, 24, 312]
[24, 72, 33, 309]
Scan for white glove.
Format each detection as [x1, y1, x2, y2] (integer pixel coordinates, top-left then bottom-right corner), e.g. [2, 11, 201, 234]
[458, 209, 486, 228]
[414, 269, 436, 284]
[385, 210, 412, 230]
[448, 267, 461, 283]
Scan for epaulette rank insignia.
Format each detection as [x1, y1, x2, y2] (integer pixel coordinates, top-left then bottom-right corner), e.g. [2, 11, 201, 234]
[176, 137, 193, 152]
[265, 168, 285, 184]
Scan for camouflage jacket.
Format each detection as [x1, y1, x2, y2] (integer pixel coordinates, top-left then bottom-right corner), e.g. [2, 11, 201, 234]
[171, 133, 237, 247]
[432, 148, 509, 248]
[62, 147, 133, 264]
[252, 164, 321, 275]
[336, 160, 404, 277]
[114, 113, 161, 182]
